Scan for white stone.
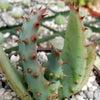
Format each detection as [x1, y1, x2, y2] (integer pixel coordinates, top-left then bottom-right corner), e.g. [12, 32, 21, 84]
[10, 55, 19, 64]
[3, 92, 13, 100]
[70, 95, 77, 100]
[75, 95, 85, 100]
[38, 52, 48, 63]
[3, 33, 10, 38]
[87, 82, 92, 88]
[88, 77, 95, 82]
[92, 86, 97, 91]
[82, 85, 87, 91]
[0, 88, 5, 97]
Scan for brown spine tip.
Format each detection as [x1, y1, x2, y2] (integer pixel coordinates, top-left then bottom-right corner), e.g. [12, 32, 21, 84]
[15, 39, 20, 43]
[41, 67, 49, 74]
[47, 82, 55, 86]
[27, 68, 32, 73]
[80, 16, 85, 20]
[23, 94, 28, 97]
[27, 88, 32, 92]
[94, 41, 97, 47]
[63, 74, 70, 77]
[36, 92, 41, 97]
[62, 61, 69, 65]
[38, 6, 42, 10]
[30, 9, 33, 13]
[16, 27, 24, 31]
[17, 56, 25, 62]
[31, 52, 37, 60]
[33, 72, 39, 78]
[38, 14, 48, 21]
[22, 38, 28, 44]
[31, 34, 38, 43]
[34, 22, 40, 29]
[21, 16, 25, 19]
[26, 17, 30, 22]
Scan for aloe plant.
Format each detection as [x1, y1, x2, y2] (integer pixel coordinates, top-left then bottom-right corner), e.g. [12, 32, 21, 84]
[0, 5, 97, 100]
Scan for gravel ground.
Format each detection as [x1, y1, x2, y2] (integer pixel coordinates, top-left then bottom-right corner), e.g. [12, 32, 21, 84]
[0, 0, 100, 100]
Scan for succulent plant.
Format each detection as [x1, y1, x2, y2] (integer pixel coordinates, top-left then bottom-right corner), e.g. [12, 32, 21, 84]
[0, 5, 97, 100]
[11, 7, 24, 18]
[57, 1, 65, 8]
[22, 0, 31, 7]
[55, 15, 66, 25]
[0, 0, 10, 10]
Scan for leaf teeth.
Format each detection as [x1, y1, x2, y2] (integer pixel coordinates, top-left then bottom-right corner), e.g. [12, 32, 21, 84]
[22, 38, 28, 44]
[15, 39, 20, 43]
[36, 92, 41, 97]
[38, 14, 48, 21]
[71, 89, 74, 93]
[27, 88, 32, 92]
[38, 6, 42, 10]
[62, 61, 69, 65]
[16, 27, 24, 31]
[34, 22, 40, 29]
[27, 68, 32, 73]
[31, 34, 38, 43]
[26, 17, 30, 22]
[63, 74, 70, 77]
[30, 52, 37, 60]
[75, 81, 78, 85]
[41, 67, 49, 74]
[49, 42, 60, 59]
[41, 6, 49, 15]
[47, 82, 55, 86]
[21, 16, 25, 20]
[80, 16, 85, 20]
[94, 41, 97, 47]
[17, 56, 25, 62]
[33, 72, 39, 78]
[23, 94, 28, 97]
